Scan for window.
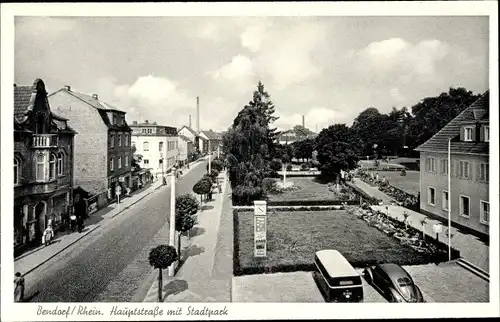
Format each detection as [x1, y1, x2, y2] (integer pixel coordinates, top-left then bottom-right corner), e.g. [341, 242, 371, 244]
[143, 141, 149, 151]
[125, 155, 129, 167]
[110, 158, 114, 171]
[458, 161, 470, 179]
[159, 142, 164, 151]
[480, 200, 489, 225]
[428, 187, 436, 206]
[479, 163, 489, 182]
[110, 134, 115, 148]
[118, 156, 122, 169]
[464, 126, 474, 141]
[442, 191, 449, 211]
[125, 134, 129, 147]
[484, 126, 490, 142]
[426, 157, 436, 173]
[440, 159, 448, 175]
[460, 195, 470, 218]
[49, 154, 56, 179]
[57, 153, 64, 175]
[144, 159, 149, 165]
[118, 134, 122, 147]
[14, 158, 20, 185]
[36, 153, 45, 181]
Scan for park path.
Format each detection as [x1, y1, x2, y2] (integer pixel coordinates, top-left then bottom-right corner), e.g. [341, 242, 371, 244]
[352, 180, 489, 273]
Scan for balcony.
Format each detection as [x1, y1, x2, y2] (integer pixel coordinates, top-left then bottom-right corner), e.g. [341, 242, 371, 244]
[32, 134, 59, 148]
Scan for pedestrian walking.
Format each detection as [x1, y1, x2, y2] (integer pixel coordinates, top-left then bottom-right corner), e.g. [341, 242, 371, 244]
[74, 194, 86, 233]
[42, 221, 54, 246]
[14, 272, 25, 302]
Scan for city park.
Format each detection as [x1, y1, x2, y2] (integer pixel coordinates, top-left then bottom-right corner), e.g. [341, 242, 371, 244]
[147, 82, 480, 300]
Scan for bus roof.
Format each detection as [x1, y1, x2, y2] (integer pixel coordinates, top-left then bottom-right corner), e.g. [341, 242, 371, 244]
[315, 250, 359, 278]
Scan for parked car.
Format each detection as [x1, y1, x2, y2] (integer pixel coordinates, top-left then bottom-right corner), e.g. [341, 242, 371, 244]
[363, 263, 425, 302]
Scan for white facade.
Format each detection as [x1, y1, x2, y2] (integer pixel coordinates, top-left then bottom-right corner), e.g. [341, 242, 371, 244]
[177, 136, 191, 162]
[131, 124, 178, 175]
[178, 126, 197, 143]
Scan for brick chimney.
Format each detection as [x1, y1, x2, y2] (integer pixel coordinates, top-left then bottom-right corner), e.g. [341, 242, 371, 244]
[64, 85, 71, 91]
[92, 94, 98, 100]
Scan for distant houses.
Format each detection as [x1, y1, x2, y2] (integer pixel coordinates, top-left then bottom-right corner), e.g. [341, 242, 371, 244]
[130, 120, 178, 175]
[416, 91, 490, 237]
[14, 79, 76, 254]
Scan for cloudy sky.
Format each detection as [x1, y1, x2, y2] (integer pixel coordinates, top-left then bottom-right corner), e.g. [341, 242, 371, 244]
[15, 16, 488, 132]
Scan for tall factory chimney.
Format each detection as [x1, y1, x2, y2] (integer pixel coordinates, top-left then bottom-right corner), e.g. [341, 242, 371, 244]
[196, 96, 200, 133]
[189, 114, 192, 128]
[302, 115, 305, 128]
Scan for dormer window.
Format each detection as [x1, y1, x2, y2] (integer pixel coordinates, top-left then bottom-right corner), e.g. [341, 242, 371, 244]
[484, 126, 490, 142]
[464, 126, 474, 142]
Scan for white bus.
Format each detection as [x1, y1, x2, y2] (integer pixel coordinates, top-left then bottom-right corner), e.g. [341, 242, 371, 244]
[313, 249, 364, 302]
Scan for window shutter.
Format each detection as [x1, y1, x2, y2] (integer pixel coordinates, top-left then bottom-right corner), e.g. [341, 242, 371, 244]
[476, 162, 481, 181]
[450, 160, 456, 178]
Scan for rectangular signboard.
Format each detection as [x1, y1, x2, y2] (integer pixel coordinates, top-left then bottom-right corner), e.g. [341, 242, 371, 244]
[254, 200, 267, 258]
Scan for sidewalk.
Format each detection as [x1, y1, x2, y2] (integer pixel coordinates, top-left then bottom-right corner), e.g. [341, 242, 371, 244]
[143, 171, 231, 302]
[14, 180, 164, 277]
[351, 180, 489, 273]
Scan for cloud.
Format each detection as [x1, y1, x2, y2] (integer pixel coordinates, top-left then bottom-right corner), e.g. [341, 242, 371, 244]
[207, 55, 256, 95]
[275, 107, 349, 131]
[196, 21, 220, 40]
[358, 38, 451, 83]
[240, 19, 328, 90]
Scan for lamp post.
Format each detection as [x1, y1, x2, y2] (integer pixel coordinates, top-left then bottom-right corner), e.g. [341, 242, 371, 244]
[161, 152, 165, 185]
[447, 138, 452, 261]
[208, 140, 212, 174]
[168, 166, 177, 277]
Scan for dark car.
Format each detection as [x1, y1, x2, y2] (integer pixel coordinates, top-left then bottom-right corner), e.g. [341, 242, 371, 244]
[363, 263, 425, 303]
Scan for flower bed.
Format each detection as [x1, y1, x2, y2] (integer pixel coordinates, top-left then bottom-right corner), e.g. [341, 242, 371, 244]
[344, 205, 460, 259]
[355, 170, 419, 210]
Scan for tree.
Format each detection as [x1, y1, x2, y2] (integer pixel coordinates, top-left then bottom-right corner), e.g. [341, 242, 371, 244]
[193, 178, 212, 206]
[131, 145, 143, 172]
[148, 245, 177, 302]
[351, 107, 387, 157]
[407, 87, 480, 150]
[175, 194, 199, 261]
[315, 124, 361, 183]
[270, 158, 282, 172]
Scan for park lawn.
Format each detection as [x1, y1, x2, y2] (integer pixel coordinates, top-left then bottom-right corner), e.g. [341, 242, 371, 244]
[372, 170, 420, 196]
[267, 177, 334, 201]
[235, 210, 431, 275]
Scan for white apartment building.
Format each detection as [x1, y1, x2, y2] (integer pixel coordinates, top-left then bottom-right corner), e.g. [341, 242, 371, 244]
[130, 120, 178, 175]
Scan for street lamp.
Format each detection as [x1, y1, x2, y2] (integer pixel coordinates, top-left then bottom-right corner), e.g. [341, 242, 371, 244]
[208, 140, 212, 174]
[168, 166, 177, 277]
[447, 138, 452, 261]
[160, 152, 166, 185]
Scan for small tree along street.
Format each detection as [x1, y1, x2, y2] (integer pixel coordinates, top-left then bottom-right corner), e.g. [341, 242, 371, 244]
[148, 245, 177, 302]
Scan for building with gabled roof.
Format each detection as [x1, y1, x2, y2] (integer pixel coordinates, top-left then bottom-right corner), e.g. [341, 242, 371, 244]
[177, 134, 195, 165]
[14, 79, 76, 255]
[48, 85, 133, 200]
[200, 129, 223, 153]
[178, 125, 201, 154]
[415, 90, 490, 237]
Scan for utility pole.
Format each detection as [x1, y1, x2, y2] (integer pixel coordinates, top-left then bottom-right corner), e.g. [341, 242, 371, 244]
[208, 140, 212, 173]
[168, 166, 177, 277]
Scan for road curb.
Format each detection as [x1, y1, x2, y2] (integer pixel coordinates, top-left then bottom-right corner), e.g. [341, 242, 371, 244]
[22, 224, 100, 276]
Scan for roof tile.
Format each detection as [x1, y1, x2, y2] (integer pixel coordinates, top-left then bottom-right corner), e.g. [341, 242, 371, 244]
[416, 91, 490, 155]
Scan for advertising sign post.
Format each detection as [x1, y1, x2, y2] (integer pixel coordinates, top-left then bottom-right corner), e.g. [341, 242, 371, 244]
[254, 200, 267, 258]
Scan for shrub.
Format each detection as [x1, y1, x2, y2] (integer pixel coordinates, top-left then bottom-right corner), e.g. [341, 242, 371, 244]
[232, 185, 265, 205]
[300, 163, 308, 170]
[270, 159, 282, 172]
[262, 178, 277, 194]
[211, 159, 224, 172]
[175, 194, 200, 218]
[286, 164, 293, 171]
[193, 178, 212, 205]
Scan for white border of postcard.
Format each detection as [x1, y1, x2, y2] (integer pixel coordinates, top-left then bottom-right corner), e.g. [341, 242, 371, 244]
[1, 1, 499, 321]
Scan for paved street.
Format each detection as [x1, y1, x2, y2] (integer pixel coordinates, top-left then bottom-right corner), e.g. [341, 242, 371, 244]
[23, 159, 208, 302]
